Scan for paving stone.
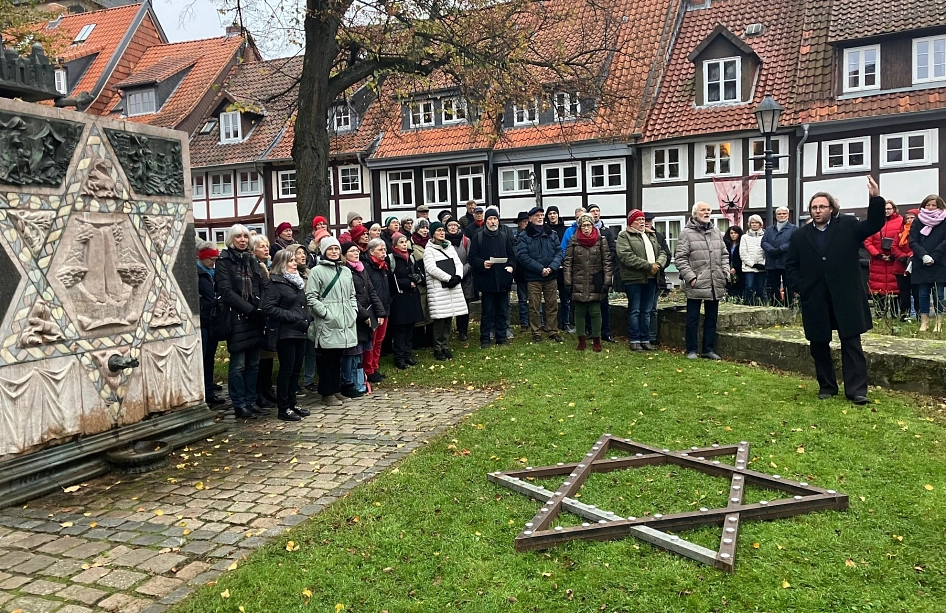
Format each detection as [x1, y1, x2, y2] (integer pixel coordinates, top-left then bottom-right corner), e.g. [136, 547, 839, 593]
[180, 541, 215, 556]
[7, 533, 58, 550]
[112, 549, 158, 568]
[211, 532, 242, 546]
[130, 535, 165, 547]
[0, 575, 30, 589]
[96, 569, 148, 590]
[157, 585, 192, 606]
[186, 570, 222, 586]
[3, 596, 61, 613]
[56, 606, 93, 613]
[81, 528, 114, 540]
[183, 530, 216, 541]
[280, 514, 308, 527]
[56, 584, 108, 605]
[139, 606, 167, 613]
[21, 579, 65, 595]
[43, 559, 85, 579]
[106, 532, 139, 543]
[137, 553, 186, 575]
[173, 562, 211, 582]
[135, 576, 184, 598]
[70, 567, 110, 584]
[62, 542, 111, 559]
[36, 537, 87, 556]
[0, 551, 32, 570]
[93, 546, 133, 565]
[207, 546, 233, 558]
[97, 593, 153, 613]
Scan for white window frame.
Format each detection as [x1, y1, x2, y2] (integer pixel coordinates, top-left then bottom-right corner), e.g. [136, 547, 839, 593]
[749, 136, 789, 174]
[277, 170, 296, 198]
[843, 45, 880, 93]
[423, 167, 451, 205]
[210, 173, 233, 197]
[652, 146, 683, 182]
[237, 170, 261, 195]
[703, 57, 741, 105]
[457, 164, 485, 203]
[821, 136, 870, 173]
[387, 170, 414, 208]
[441, 98, 467, 124]
[513, 101, 539, 126]
[333, 105, 352, 131]
[913, 35, 946, 84]
[651, 216, 686, 264]
[338, 165, 362, 194]
[541, 162, 582, 194]
[73, 23, 95, 44]
[126, 89, 156, 117]
[192, 175, 205, 198]
[586, 159, 626, 192]
[699, 141, 734, 177]
[196, 228, 210, 242]
[498, 166, 534, 196]
[552, 92, 580, 121]
[54, 69, 67, 95]
[220, 111, 242, 143]
[409, 100, 435, 128]
[880, 130, 936, 168]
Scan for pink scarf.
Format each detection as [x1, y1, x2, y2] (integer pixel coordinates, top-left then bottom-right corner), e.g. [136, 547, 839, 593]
[347, 260, 364, 273]
[918, 208, 946, 236]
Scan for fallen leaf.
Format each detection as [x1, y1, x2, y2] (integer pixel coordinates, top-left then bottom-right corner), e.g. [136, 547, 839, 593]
[752, 542, 760, 549]
[924, 484, 934, 491]
[220, 589, 230, 599]
[63, 485, 81, 493]
[155, 509, 164, 516]
[227, 561, 239, 571]
[88, 522, 98, 528]
[302, 588, 313, 597]
[194, 482, 204, 490]
[796, 446, 805, 454]
[781, 580, 791, 589]
[60, 521, 74, 528]
[239, 608, 246, 613]
[286, 541, 299, 552]
[335, 605, 346, 612]
[845, 559, 856, 567]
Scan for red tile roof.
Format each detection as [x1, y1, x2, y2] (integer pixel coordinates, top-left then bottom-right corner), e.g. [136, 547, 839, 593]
[827, 0, 946, 43]
[642, 0, 805, 142]
[121, 35, 247, 129]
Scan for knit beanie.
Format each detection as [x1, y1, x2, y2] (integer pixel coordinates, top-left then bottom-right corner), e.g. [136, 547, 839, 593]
[275, 221, 293, 235]
[313, 228, 330, 245]
[429, 221, 445, 235]
[346, 211, 362, 225]
[627, 209, 645, 225]
[384, 216, 400, 229]
[319, 236, 340, 256]
[350, 224, 368, 242]
[340, 241, 358, 255]
[485, 208, 499, 220]
[312, 216, 328, 229]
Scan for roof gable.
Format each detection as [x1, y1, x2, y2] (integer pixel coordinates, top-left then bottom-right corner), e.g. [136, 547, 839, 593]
[686, 24, 759, 62]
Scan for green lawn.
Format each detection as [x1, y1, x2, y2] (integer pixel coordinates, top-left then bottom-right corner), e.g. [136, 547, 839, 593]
[187, 332, 946, 613]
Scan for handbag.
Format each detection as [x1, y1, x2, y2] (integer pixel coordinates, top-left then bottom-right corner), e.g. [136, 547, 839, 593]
[207, 298, 232, 342]
[881, 236, 894, 250]
[435, 254, 457, 289]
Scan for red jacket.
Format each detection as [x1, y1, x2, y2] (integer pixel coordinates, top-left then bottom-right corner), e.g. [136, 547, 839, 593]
[864, 213, 909, 294]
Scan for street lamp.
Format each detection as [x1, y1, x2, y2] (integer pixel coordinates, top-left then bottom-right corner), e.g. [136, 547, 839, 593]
[753, 94, 785, 226]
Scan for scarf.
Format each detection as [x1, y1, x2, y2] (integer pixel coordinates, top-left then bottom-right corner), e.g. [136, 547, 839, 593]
[900, 219, 913, 247]
[413, 233, 430, 248]
[434, 239, 450, 249]
[446, 232, 463, 247]
[370, 254, 388, 270]
[347, 259, 364, 273]
[776, 221, 787, 231]
[275, 236, 293, 251]
[918, 208, 946, 236]
[699, 221, 713, 232]
[630, 228, 657, 264]
[576, 226, 600, 248]
[393, 246, 410, 262]
[197, 260, 215, 278]
[232, 249, 254, 302]
[283, 271, 304, 289]
[475, 219, 484, 228]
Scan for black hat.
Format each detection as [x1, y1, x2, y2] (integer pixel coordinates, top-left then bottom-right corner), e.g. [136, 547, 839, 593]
[587, 203, 600, 212]
[437, 210, 452, 223]
[528, 205, 544, 216]
[516, 211, 530, 222]
[485, 207, 500, 220]
[545, 205, 560, 215]
[644, 212, 656, 221]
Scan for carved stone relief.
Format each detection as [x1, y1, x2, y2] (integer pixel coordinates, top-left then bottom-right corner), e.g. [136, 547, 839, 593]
[0, 112, 82, 187]
[125, 338, 202, 415]
[103, 129, 184, 197]
[151, 290, 182, 328]
[143, 215, 173, 253]
[48, 212, 154, 333]
[6, 209, 55, 255]
[80, 159, 119, 200]
[18, 298, 65, 347]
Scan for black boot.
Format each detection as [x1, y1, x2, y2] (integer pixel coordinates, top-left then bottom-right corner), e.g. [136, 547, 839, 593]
[433, 349, 447, 361]
[234, 406, 257, 420]
[293, 405, 311, 417]
[253, 402, 271, 416]
[443, 347, 454, 359]
[278, 408, 301, 422]
[405, 357, 417, 366]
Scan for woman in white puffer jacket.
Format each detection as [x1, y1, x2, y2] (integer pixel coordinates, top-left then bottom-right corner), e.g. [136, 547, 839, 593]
[423, 221, 469, 361]
[739, 214, 767, 305]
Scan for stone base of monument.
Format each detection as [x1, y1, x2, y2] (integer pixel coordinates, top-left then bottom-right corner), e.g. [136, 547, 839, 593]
[105, 439, 172, 474]
[0, 404, 227, 508]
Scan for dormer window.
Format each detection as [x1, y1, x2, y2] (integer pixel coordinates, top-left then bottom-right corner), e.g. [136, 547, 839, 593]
[843, 46, 879, 92]
[513, 100, 538, 126]
[913, 36, 946, 84]
[442, 98, 467, 124]
[73, 23, 95, 44]
[220, 111, 242, 143]
[703, 58, 740, 104]
[409, 101, 435, 127]
[54, 69, 68, 95]
[333, 105, 352, 131]
[126, 89, 156, 116]
[553, 92, 579, 121]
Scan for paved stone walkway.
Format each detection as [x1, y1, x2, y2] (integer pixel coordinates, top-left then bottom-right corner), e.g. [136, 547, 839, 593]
[0, 387, 495, 613]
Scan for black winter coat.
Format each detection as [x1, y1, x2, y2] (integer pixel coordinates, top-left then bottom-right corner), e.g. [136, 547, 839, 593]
[908, 217, 946, 285]
[215, 248, 264, 353]
[786, 196, 885, 342]
[468, 227, 516, 293]
[197, 265, 215, 327]
[348, 263, 386, 344]
[364, 256, 394, 317]
[260, 275, 309, 341]
[388, 253, 424, 326]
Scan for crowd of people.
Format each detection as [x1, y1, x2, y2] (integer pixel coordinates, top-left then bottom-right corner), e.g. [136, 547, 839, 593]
[197, 186, 945, 416]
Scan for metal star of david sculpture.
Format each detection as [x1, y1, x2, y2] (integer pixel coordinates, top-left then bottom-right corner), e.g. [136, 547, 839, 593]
[488, 435, 848, 572]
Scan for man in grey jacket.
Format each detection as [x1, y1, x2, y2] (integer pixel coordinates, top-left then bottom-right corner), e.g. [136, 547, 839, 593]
[674, 201, 729, 360]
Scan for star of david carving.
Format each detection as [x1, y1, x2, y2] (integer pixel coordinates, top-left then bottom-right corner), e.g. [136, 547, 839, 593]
[489, 435, 848, 572]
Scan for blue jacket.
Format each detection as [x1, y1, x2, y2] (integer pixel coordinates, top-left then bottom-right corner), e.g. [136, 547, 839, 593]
[761, 222, 797, 270]
[517, 223, 563, 282]
[560, 221, 579, 256]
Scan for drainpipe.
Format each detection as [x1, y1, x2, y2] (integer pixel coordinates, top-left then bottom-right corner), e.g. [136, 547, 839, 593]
[795, 123, 810, 221]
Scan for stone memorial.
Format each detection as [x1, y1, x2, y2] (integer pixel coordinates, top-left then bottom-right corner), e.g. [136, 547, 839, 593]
[0, 96, 223, 506]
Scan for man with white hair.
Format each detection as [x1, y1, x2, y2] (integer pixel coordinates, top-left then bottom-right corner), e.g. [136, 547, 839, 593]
[762, 206, 798, 306]
[674, 202, 729, 360]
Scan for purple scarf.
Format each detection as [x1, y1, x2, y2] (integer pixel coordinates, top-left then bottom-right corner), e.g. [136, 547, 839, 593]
[347, 259, 365, 273]
[918, 208, 946, 236]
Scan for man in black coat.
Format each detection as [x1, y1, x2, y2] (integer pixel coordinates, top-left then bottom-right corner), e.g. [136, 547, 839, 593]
[786, 176, 885, 405]
[469, 208, 517, 349]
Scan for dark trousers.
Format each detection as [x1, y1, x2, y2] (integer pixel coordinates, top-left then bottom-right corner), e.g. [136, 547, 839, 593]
[480, 291, 510, 344]
[276, 339, 305, 410]
[456, 313, 469, 336]
[432, 317, 452, 351]
[897, 274, 918, 317]
[391, 323, 414, 364]
[767, 269, 792, 307]
[556, 270, 570, 328]
[257, 357, 274, 396]
[809, 335, 868, 398]
[685, 299, 719, 354]
[201, 327, 217, 397]
[316, 347, 342, 397]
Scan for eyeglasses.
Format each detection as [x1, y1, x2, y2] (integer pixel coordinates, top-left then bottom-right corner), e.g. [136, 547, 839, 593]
[810, 205, 831, 211]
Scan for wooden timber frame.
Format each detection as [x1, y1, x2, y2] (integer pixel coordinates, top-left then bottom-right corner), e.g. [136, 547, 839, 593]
[487, 435, 849, 572]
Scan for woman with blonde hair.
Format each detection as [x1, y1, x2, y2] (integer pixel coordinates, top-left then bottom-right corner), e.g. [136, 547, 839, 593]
[739, 214, 767, 305]
[250, 234, 276, 411]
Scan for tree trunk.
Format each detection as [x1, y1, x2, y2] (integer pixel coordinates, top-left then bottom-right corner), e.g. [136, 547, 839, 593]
[293, 3, 338, 235]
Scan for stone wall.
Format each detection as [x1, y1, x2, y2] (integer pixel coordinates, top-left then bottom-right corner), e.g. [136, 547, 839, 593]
[0, 98, 202, 459]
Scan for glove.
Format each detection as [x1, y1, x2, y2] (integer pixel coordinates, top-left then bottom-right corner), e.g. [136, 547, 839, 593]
[448, 275, 461, 288]
[923, 254, 934, 266]
[602, 285, 611, 295]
